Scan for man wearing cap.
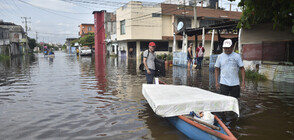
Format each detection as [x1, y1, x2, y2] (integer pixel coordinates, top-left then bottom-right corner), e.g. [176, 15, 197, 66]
[214, 39, 245, 98]
[143, 42, 157, 84]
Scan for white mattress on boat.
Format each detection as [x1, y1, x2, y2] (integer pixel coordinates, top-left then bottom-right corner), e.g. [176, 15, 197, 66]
[142, 84, 239, 117]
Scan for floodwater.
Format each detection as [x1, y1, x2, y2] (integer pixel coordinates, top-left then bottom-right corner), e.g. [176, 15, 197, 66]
[0, 51, 293, 140]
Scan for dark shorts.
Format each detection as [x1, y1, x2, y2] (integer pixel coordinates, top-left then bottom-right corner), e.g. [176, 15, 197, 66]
[220, 84, 240, 98]
[187, 57, 192, 62]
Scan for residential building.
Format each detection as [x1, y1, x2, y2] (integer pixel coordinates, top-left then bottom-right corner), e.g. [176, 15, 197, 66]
[0, 27, 10, 55]
[79, 23, 94, 38]
[116, 1, 241, 62]
[104, 12, 117, 56]
[0, 21, 25, 56]
[116, 1, 163, 60]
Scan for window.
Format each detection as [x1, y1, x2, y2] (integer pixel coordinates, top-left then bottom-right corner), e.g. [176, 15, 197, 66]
[120, 20, 125, 35]
[88, 26, 92, 31]
[140, 41, 169, 51]
[199, 20, 221, 27]
[152, 13, 161, 17]
[177, 18, 191, 28]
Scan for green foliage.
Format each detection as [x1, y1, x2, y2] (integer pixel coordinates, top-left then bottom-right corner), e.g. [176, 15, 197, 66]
[62, 44, 67, 50]
[166, 53, 173, 60]
[28, 38, 36, 50]
[0, 54, 10, 60]
[80, 33, 94, 47]
[237, 0, 294, 33]
[156, 53, 173, 61]
[70, 39, 80, 47]
[244, 70, 267, 81]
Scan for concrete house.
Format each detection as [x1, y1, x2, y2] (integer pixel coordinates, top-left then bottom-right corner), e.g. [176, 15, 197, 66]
[240, 23, 294, 83]
[0, 27, 10, 55]
[79, 23, 94, 38]
[115, 1, 241, 62]
[0, 21, 25, 56]
[104, 13, 117, 56]
[116, 1, 164, 60]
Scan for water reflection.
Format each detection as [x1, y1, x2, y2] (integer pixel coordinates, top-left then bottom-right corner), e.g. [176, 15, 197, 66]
[0, 52, 293, 140]
[95, 54, 107, 94]
[172, 66, 187, 85]
[48, 57, 54, 65]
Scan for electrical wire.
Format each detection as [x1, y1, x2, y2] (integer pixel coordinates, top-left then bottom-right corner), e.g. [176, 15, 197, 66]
[18, 0, 88, 21]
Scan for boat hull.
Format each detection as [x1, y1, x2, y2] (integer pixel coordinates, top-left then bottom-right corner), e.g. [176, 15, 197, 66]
[167, 115, 236, 140]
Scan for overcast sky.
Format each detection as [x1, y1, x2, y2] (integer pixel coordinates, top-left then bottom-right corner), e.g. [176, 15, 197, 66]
[0, 0, 240, 44]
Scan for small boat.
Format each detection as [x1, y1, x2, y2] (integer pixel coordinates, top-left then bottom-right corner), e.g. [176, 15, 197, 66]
[142, 81, 238, 140]
[167, 115, 236, 140]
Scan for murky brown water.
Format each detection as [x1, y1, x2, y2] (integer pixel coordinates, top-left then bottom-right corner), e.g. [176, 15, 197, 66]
[0, 51, 293, 140]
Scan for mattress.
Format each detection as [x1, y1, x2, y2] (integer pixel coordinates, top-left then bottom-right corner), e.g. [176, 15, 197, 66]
[142, 84, 239, 117]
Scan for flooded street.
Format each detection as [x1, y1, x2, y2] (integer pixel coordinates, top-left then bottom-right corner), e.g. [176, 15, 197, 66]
[0, 51, 293, 140]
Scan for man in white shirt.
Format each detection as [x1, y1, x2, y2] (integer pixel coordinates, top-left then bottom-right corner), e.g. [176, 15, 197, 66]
[214, 39, 245, 98]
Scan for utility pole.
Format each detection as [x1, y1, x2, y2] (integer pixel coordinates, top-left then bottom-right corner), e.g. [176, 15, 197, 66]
[182, 0, 188, 53]
[35, 32, 38, 42]
[21, 17, 31, 54]
[194, 0, 197, 28]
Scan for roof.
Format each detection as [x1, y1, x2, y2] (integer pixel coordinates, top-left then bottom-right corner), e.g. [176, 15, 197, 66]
[92, 10, 106, 14]
[161, 3, 242, 20]
[80, 23, 94, 25]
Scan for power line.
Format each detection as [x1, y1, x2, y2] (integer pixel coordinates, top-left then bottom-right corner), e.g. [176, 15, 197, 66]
[3, 0, 23, 18]
[18, 0, 87, 21]
[29, 30, 77, 36]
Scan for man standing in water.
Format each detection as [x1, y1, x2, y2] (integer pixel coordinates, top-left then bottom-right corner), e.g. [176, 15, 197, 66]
[215, 39, 245, 98]
[195, 43, 205, 69]
[187, 43, 193, 70]
[143, 42, 156, 84]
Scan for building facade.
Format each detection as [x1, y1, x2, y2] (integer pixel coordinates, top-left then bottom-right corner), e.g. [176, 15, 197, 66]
[0, 21, 25, 56]
[79, 23, 94, 38]
[116, 1, 164, 60]
[240, 23, 294, 83]
[104, 12, 118, 56]
[115, 1, 241, 62]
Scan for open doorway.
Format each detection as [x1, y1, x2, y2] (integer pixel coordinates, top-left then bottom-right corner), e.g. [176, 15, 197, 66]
[128, 42, 136, 58]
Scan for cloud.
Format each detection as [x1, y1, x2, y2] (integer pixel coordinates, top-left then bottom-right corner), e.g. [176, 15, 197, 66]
[57, 22, 72, 27]
[0, 1, 17, 10]
[27, 0, 75, 12]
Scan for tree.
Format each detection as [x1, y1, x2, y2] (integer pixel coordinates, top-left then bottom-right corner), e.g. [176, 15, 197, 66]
[28, 38, 36, 50]
[80, 33, 94, 48]
[70, 39, 80, 47]
[235, 0, 294, 33]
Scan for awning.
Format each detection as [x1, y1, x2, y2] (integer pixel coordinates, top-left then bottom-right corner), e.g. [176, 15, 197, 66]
[142, 84, 239, 117]
[177, 21, 239, 36]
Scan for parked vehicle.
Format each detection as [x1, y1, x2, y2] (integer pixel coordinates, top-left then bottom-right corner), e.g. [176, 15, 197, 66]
[80, 47, 92, 56]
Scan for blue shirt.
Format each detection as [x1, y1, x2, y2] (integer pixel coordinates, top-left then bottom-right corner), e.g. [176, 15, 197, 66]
[215, 52, 244, 86]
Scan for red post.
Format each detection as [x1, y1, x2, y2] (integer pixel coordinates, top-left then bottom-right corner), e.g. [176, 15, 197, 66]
[93, 11, 107, 93]
[93, 10, 106, 57]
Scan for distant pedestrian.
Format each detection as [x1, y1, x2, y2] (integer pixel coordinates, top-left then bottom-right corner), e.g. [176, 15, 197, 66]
[187, 43, 193, 70]
[76, 48, 79, 55]
[195, 43, 205, 69]
[214, 39, 245, 99]
[143, 42, 156, 84]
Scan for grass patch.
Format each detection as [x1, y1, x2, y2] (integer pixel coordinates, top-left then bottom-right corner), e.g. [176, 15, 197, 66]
[244, 70, 267, 81]
[0, 55, 10, 60]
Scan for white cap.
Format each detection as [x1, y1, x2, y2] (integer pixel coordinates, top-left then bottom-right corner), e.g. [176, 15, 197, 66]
[223, 39, 232, 48]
